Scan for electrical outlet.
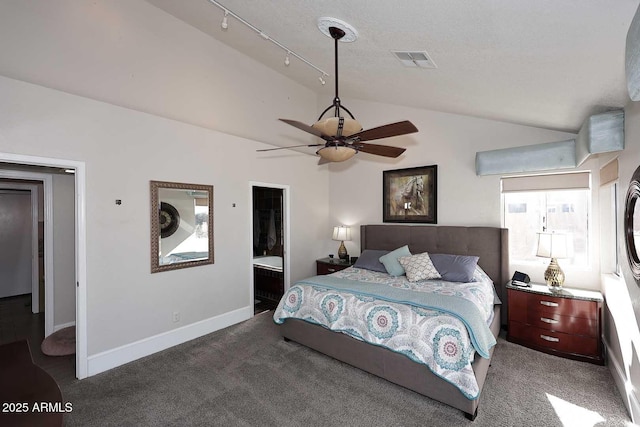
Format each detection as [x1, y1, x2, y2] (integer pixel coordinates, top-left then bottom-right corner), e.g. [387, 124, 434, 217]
[172, 311, 180, 323]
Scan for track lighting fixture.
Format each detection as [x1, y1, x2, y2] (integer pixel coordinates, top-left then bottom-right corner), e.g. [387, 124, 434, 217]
[206, 0, 329, 84]
[221, 10, 228, 30]
[319, 75, 326, 85]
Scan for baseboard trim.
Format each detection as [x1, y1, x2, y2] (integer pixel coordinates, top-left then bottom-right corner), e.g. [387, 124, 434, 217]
[54, 321, 75, 332]
[87, 306, 251, 377]
[604, 337, 639, 422]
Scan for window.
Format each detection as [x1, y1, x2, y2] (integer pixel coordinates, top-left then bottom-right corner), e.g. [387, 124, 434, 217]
[599, 158, 620, 275]
[502, 172, 590, 268]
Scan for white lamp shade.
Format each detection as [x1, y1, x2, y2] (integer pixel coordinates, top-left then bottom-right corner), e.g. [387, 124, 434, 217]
[332, 226, 351, 242]
[536, 232, 570, 259]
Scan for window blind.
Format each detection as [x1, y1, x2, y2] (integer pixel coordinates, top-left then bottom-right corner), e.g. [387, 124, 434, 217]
[501, 171, 590, 193]
[599, 158, 619, 187]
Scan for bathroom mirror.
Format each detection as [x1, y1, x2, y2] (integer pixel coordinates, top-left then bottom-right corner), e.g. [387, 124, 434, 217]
[625, 166, 640, 283]
[150, 180, 214, 273]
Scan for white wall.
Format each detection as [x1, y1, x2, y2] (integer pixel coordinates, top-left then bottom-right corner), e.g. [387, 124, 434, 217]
[325, 99, 590, 274]
[52, 173, 76, 328]
[0, 0, 319, 148]
[602, 99, 640, 421]
[0, 75, 330, 357]
[0, 0, 331, 363]
[0, 191, 32, 298]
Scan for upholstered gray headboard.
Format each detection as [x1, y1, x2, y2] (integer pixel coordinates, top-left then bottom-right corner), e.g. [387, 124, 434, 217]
[361, 224, 509, 324]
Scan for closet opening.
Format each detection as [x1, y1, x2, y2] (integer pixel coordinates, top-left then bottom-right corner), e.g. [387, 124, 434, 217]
[252, 185, 285, 314]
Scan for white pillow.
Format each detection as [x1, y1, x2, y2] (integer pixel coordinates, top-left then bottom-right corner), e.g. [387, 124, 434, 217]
[398, 252, 442, 282]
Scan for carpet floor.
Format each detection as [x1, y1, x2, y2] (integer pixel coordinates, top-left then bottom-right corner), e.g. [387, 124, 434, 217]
[61, 311, 631, 426]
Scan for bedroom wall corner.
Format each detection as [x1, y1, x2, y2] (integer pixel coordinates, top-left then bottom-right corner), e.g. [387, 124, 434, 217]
[601, 98, 640, 423]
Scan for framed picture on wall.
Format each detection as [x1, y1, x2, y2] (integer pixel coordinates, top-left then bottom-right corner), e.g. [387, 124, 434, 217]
[383, 165, 437, 223]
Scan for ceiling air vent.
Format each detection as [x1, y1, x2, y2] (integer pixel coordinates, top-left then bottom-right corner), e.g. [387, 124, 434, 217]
[392, 51, 437, 69]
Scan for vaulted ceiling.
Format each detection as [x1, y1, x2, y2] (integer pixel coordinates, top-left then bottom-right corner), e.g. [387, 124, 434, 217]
[147, 0, 639, 133]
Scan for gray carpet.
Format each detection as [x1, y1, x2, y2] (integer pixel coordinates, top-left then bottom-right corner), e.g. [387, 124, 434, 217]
[61, 312, 631, 426]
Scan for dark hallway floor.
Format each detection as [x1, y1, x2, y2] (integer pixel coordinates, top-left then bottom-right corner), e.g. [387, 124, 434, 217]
[0, 294, 76, 386]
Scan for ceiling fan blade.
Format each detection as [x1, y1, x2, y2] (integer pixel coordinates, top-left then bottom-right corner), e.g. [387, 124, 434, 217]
[354, 142, 406, 158]
[279, 119, 331, 140]
[257, 143, 322, 152]
[350, 121, 418, 142]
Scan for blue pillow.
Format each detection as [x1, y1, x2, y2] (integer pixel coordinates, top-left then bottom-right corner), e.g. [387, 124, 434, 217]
[379, 245, 412, 276]
[429, 253, 479, 282]
[353, 250, 389, 273]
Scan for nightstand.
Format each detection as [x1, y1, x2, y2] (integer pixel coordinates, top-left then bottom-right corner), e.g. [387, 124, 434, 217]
[316, 257, 354, 275]
[506, 282, 603, 365]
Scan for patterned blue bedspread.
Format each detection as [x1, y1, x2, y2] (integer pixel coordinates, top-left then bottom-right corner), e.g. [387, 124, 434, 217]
[273, 266, 497, 399]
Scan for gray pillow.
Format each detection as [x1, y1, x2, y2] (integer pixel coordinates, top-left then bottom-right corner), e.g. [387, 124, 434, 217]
[353, 250, 389, 273]
[429, 253, 479, 282]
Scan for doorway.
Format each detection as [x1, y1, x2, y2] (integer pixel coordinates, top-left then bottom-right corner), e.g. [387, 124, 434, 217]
[250, 183, 290, 315]
[0, 184, 38, 308]
[0, 153, 87, 380]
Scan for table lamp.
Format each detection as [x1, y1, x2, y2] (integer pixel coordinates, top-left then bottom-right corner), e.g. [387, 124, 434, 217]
[332, 226, 351, 260]
[536, 232, 570, 291]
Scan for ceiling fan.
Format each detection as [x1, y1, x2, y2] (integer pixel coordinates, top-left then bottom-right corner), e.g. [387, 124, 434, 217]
[257, 23, 418, 163]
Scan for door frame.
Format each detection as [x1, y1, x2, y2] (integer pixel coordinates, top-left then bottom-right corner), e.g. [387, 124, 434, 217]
[249, 182, 291, 314]
[0, 183, 40, 313]
[0, 152, 87, 380]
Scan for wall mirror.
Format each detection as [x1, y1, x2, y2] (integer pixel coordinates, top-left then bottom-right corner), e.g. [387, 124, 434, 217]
[625, 165, 640, 283]
[150, 180, 214, 273]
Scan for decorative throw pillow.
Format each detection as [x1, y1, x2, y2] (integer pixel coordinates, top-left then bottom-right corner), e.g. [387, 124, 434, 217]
[378, 245, 412, 276]
[398, 252, 442, 282]
[353, 249, 389, 273]
[429, 253, 480, 282]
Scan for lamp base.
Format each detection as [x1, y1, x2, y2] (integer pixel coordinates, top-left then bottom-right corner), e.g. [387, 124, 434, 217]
[338, 241, 348, 260]
[544, 258, 565, 292]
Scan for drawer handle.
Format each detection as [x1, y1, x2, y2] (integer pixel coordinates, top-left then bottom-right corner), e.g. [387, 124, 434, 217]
[540, 301, 559, 307]
[327, 268, 336, 272]
[540, 334, 560, 342]
[540, 317, 559, 324]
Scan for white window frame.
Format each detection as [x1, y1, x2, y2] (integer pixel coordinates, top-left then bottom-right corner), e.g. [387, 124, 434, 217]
[501, 172, 593, 274]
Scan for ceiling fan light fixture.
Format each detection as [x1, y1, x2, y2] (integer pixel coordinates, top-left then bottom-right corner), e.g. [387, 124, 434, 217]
[312, 117, 362, 137]
[317, 146, 357, 162]
[260, 14, 417, 162]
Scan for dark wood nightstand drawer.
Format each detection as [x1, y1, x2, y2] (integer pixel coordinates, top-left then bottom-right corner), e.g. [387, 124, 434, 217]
[526, 311, 598, 337]
[509, 289, 596, 320]
[317, 263, 343, 275]
[316, 258, 354, 275]
[510, 322, 599, 358]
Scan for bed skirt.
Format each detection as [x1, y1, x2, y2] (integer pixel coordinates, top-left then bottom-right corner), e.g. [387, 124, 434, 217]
[279, 304, 501, 420]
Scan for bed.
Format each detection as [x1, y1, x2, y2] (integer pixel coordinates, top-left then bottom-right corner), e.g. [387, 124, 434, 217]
[273, 224, 508, 420]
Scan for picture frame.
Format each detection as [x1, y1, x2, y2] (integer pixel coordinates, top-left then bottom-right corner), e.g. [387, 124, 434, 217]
[383, 165, 437, 223]
[150, 180, 214, 273]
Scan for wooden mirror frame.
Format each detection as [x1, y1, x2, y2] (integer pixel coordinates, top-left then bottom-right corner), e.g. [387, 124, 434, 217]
[150, 180, 214, 273]
[624, 165, 640, 283]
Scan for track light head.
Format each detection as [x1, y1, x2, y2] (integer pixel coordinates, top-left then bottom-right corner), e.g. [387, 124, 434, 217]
[319, 75, 326, 85]
[221, 11, 229, 30]
[206, 0, 328, 79]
